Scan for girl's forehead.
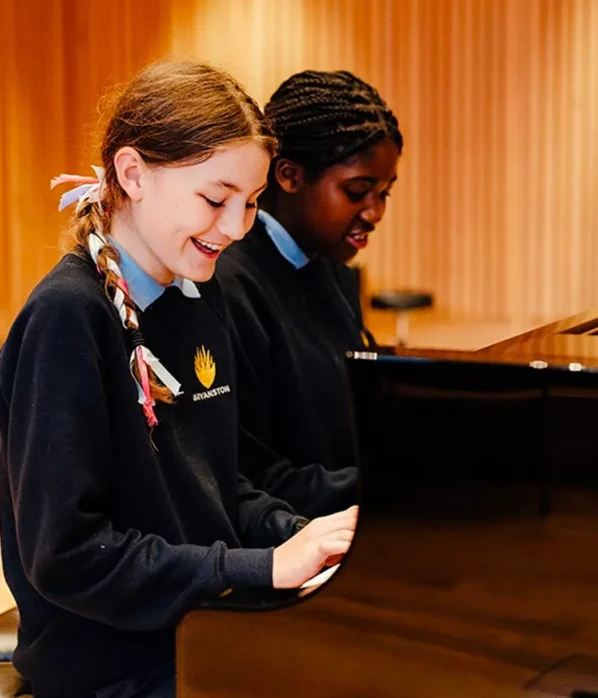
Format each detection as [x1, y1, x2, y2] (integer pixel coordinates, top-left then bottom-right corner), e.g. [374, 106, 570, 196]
[325, 142, 400, 184]
[154, 143, 271, 190]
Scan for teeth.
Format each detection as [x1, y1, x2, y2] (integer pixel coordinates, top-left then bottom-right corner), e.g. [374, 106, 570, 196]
[194, 240, 222, 251]
[349, 233, 368, 241]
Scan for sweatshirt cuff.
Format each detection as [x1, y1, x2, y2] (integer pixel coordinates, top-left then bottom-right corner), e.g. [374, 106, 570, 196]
[294, 517, 310, 533]
[222, 547, 274, 589]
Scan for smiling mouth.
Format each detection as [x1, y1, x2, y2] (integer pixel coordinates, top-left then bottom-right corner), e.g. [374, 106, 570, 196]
[191, 238, 225, 259]
[345, 232, 370, 250]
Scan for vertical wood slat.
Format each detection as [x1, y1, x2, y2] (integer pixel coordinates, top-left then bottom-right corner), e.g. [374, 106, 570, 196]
[1, 0, 597, 339]
[170, 0, 598, 326]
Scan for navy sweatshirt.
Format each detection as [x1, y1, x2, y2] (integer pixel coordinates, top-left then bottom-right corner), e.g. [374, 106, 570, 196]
[0, 253, 303, 697]
[216, 219, 366, 518]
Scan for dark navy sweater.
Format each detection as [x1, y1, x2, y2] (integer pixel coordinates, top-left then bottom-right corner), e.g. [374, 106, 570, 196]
[216, 220, 365, 518]
[0, 253, 302, 697]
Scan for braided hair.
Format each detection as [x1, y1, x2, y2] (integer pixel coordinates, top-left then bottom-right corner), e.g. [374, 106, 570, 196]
[57, 60, 277, 428]
[264, 70, 403, 175]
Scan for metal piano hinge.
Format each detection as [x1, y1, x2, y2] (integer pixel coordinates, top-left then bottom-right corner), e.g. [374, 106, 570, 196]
[347, 350, 378, 361]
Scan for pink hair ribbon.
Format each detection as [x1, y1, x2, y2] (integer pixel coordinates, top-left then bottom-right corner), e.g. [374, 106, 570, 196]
[50, 166, 105, 212]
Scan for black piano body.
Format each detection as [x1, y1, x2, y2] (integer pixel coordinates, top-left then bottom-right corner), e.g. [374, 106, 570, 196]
[177, 313, 598, 698]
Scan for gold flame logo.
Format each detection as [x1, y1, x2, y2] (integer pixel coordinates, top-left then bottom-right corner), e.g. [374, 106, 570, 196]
[194, 346, 216, 389]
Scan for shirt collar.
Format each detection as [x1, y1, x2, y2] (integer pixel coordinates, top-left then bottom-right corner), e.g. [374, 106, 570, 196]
[257, 209, 310, 270]
[110, 238, 200, 311]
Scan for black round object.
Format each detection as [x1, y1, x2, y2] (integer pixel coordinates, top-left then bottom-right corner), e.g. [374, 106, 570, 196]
[370, 290, 434, 311]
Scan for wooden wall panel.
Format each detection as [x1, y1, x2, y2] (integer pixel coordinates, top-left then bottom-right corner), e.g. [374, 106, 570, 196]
[169, 0, 598, 325]
[0, 0, 65, 328]
[0, 0, 170, 339]
[1, 0, 598, 340]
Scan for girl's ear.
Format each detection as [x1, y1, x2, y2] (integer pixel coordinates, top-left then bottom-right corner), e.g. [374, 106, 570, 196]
[113, 147, 149, 202]
[273, 158, 306, 194]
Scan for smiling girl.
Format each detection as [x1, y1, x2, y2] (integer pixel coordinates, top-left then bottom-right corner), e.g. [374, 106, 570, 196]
[0, 61, 357, 698]
[217, 69, 403, 519]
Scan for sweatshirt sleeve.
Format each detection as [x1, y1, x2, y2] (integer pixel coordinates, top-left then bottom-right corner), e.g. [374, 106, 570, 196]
[236, 467, 307, 547]
[0, 291, 273, 633]
[237, 423, 358, 520]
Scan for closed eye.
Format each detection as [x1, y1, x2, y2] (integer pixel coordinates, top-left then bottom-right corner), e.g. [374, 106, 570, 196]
[346, 188, 392, 203]
[202, 195, 225, 208]
[202, 195, 258, 210]
[345, 189, 369, 203]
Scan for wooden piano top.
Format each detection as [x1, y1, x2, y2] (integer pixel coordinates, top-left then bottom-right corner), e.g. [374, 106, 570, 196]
[374, 307, 598, 368]
[479, 306, 598, 363]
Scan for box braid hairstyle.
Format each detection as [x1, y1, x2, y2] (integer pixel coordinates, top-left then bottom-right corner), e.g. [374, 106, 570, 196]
[60, 61, 277, 427]
[263, 69, 403, 179]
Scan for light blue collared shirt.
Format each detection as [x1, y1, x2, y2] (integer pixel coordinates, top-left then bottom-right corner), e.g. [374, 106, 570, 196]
[110, 239, 200, 311]
[258, 209, 310, 270]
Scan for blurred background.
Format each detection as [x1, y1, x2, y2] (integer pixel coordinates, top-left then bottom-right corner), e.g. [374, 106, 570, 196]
[1, 0, 597, 348]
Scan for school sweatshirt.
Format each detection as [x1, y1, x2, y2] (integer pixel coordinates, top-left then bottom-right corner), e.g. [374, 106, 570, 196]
[0, 252, 303, 697]
[216, 216, 367, 518]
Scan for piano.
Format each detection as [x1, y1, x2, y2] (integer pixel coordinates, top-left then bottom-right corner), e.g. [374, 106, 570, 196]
[177, 311, 598, 698]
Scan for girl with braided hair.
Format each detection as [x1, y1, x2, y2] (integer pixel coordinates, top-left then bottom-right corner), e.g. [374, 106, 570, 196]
[0, 61, 357, 698]
[217, 69, 403, 519]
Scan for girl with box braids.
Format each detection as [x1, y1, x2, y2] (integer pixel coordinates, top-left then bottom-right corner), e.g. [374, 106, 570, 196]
[215, 69, 404, 517]
[264, 69, 403, 174]
[256, 69, 403, 264]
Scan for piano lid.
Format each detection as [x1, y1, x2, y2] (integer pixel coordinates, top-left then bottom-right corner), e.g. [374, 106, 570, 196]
[478, 307, 598, 362]
[357, 307, 598, 368]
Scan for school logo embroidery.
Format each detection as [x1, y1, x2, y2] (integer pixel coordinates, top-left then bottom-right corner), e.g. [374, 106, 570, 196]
[192, 346, 231, 402]
[194, 346, 216, 389]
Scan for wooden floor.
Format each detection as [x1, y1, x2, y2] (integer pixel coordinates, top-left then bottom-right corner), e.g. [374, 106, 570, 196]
[0, 610, 18, 698]
[179, 491, 598, 698]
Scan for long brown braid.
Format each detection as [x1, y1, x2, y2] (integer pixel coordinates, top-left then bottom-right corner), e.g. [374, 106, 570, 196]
[56, 61, 278, 425]
[70, 198, 174, 406]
